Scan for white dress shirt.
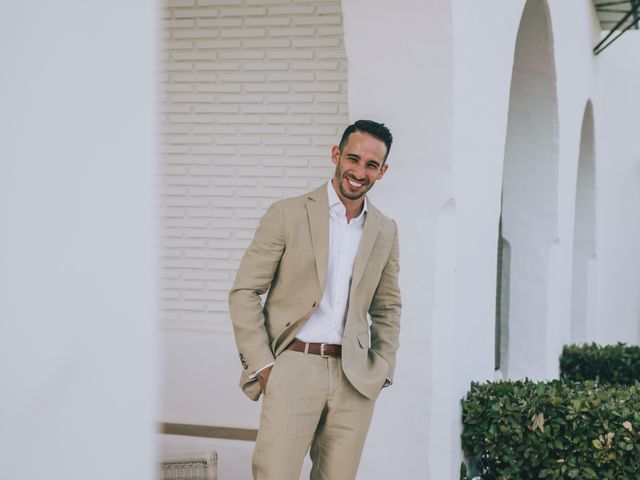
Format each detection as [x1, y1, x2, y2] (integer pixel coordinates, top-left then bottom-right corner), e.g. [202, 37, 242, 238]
[296, 181, 367, 344]
[250, 181, 366, 378]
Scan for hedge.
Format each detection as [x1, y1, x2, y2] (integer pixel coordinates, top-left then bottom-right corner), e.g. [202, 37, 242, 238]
[560, 343, 640, 385]
[461, 380, 640, 479]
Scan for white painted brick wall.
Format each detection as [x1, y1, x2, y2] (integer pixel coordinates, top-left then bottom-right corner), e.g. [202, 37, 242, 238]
[160, 0, 348, 331]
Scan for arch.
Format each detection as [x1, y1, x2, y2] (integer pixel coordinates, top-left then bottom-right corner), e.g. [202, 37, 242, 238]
[571, 101, 596, 343]
[496, 0, 560, 379]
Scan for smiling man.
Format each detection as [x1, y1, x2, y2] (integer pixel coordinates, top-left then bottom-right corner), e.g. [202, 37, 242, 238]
[229, 120, 401, 480]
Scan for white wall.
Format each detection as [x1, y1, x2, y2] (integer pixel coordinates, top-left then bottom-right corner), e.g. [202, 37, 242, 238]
[545, 0, 600, 367]
[440, 0, 600, 476]
[501, 0, 561, 380]
[450, 0, 524, 387]
[450, 1, 530, 476]
[0, 2, 158, 479]
[341, 0, 454, 477]
[594, 31, 640, 344]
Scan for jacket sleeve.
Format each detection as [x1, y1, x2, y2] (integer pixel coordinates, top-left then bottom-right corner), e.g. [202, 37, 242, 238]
[368, 220, 401, 383]
[228, 201, 286, 378]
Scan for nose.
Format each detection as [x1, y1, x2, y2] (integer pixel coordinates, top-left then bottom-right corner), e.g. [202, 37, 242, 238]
[352, 162, 366, 180]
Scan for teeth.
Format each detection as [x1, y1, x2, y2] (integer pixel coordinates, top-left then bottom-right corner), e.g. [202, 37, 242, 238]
[348, 179, 362, 188]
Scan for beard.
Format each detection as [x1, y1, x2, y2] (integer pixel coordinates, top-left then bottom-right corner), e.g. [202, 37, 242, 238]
[334, 167, 371, 201]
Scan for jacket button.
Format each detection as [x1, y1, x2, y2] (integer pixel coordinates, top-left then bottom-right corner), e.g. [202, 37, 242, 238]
[285, 322, 290, 327]
[312, 301, 317, 308]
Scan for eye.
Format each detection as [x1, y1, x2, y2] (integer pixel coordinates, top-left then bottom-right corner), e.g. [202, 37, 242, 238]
[367, 162, 379, 169]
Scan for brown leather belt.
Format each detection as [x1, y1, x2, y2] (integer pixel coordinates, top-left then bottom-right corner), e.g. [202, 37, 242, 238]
[286, 339, 342, 357]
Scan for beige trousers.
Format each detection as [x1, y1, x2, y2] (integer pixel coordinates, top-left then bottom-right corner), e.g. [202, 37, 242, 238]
[252, 349, 376, 480]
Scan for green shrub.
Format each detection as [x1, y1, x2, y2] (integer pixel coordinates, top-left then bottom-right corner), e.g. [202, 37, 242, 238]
[461, 380, 640, 479]
[560, 343, 640, 385]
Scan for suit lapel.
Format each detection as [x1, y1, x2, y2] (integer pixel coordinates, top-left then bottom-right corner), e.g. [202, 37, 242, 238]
[351, 205, 381, 289]
[306, 183, 329, 291]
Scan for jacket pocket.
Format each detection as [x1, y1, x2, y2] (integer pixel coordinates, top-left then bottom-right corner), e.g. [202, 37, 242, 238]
[356, 332, 370, 349]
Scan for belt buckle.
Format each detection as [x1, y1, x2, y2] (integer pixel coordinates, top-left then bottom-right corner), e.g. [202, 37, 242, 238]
[320, 343, 328, 357]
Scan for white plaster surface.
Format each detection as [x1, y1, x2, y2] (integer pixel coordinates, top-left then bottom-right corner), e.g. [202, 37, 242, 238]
[571, 103, 596, 343]
[341, 0, 454, 477]
[594, 31, 640, 344]
[0, 1, 158, 479]
[161, 329, 261, 428]
[501, 0, 560, 381]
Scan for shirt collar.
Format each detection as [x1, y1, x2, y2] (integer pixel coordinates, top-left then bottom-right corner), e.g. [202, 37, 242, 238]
[326, 180, 367, 222]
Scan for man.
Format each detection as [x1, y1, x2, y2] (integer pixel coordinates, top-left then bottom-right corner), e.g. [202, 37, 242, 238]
[229, 119, 401, 480]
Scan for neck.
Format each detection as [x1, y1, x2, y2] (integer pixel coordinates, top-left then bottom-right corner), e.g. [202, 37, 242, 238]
[331, 179, 364, 222]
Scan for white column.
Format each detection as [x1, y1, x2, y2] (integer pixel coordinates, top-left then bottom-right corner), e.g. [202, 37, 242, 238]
[341, 0, 455, 477]
[0, 2, 158, 479]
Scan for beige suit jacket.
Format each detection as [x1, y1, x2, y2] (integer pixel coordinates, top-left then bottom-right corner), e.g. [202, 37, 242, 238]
[229, 182, 401, 401]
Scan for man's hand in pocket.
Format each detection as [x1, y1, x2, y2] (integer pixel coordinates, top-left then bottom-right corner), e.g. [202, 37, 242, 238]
[257, 366, 273, 394]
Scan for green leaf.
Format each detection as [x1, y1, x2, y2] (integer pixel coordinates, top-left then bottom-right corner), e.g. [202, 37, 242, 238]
[583, 467, 598, 479]
[538, 468, 553, 478]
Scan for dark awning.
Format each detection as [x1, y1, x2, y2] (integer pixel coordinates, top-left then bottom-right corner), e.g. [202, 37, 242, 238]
[594, 1, 640, 54]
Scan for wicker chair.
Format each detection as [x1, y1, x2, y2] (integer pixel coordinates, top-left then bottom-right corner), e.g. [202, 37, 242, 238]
[159, 451, 218, 480]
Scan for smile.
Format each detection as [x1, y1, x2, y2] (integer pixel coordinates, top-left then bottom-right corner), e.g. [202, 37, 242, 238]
[347, 179, 364, 188]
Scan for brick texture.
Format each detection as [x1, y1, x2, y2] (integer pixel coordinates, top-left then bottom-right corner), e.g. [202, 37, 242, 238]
[160, 0, 348, 331]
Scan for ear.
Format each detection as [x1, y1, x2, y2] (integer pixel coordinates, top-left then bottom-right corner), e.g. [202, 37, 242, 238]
[331, 145, 340, 166]
[377, 163, 389, 179]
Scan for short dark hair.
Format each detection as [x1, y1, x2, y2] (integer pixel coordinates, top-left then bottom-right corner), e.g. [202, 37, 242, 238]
[338, 119, 393, 161]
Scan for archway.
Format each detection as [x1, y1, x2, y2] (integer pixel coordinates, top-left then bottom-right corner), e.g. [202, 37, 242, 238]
[571, 101, 596, 343]
[496, 0, 560, 379]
